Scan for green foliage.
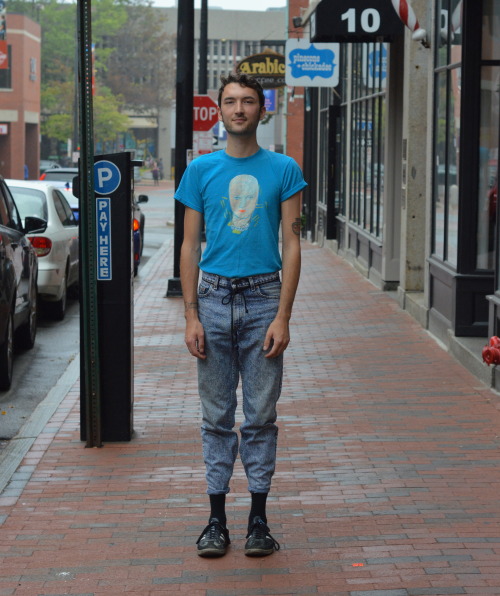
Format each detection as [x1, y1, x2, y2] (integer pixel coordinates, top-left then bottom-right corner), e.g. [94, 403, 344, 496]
[93, 88, 131, 142]
[31, 0, 168, 149]
[42, 113, 72, 140]
[103, 1, 175, 114]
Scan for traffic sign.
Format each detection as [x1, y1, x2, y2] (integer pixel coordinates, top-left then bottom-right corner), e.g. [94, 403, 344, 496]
[94, 160, 121, 195]
[193, 95, 219, 132]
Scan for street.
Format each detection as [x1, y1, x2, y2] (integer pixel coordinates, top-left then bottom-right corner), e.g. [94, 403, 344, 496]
[0, 181, 175, 445]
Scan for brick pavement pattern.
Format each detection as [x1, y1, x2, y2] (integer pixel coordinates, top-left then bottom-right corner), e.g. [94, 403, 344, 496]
[2, 223, 500, 595]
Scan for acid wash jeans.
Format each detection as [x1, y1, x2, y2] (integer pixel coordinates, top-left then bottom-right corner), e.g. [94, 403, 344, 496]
[197, 271, 283, 495]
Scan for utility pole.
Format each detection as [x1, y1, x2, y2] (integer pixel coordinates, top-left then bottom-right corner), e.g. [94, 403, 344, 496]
[77, 0, 101, 447]
[198, 0, 208, 95]
[167, 1, 195, 297]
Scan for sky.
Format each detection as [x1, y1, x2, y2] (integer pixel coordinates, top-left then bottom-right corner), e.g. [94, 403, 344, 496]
[153, 0, 287, 10]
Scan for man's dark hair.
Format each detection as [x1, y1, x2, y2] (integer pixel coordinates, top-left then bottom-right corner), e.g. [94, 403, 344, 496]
[218, 72, 265, 109]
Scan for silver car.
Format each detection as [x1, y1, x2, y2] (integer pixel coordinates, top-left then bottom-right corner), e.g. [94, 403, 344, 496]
[6, 180, 79, 321]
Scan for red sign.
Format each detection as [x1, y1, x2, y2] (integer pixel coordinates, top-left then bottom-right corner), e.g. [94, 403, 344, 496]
[193, 95, 219, 132]
[0, 41, 8, 70]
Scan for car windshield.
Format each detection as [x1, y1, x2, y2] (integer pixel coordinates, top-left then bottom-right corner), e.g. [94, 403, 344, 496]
[9, 187, 49, 222]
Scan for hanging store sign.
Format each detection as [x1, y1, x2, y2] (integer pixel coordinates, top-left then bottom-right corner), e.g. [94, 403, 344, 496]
[237, 50, 285, 89]
[309, 0, 404, 43]
[285, 39, 340, 87]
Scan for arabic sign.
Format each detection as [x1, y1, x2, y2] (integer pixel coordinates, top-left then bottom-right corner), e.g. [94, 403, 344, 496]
[285, 39, 339, 88]
[237, 50, 285, 89]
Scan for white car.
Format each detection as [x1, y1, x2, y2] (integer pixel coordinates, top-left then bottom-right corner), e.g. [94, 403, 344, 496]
[6, 180, 79, 320]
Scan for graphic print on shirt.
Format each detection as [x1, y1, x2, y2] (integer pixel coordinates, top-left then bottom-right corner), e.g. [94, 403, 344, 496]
[222, 174, 261, 234]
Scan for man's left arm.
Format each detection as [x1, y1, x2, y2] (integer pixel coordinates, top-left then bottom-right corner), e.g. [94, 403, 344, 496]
[263, 192, 302, 358]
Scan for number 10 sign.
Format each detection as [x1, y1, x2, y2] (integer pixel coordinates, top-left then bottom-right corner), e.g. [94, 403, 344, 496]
[310, 0, 404, 43]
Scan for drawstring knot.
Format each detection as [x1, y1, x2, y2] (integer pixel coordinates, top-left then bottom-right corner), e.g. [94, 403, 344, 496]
[222, 284, 248, 313]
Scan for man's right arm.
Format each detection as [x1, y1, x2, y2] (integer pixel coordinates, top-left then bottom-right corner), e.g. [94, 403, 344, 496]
[180, 206, 207, 359]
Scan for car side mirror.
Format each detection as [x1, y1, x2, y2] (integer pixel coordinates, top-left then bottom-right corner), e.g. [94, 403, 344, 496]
[137, 194, 149, 203]
[24, 216, 48, 234]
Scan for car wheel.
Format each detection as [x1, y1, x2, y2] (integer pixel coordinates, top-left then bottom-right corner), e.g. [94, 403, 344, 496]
[0, 310, 14, 391]
[16, 280, 38, 350]
[51, 270, 68, 321]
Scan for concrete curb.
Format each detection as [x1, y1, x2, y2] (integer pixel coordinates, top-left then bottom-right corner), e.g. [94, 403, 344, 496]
[0, 356, 80, 495]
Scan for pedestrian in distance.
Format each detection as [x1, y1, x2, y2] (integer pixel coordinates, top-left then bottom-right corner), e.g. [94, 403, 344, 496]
[151, 161, 159, 185]
[175, 72, 307, 558]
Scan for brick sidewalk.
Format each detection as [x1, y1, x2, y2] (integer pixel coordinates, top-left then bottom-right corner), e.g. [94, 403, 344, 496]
[1, 240, 500, 595]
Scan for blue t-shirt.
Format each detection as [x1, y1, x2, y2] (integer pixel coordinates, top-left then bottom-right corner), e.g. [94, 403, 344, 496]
[174, 148, 307, 278]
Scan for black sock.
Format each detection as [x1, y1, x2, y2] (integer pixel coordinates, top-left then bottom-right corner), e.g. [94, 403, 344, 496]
[249, 492, 268, 526]
[209, 494, 226, 527]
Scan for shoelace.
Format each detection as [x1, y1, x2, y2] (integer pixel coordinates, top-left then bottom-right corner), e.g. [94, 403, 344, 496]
[246, 519, 280, 551]
[196, 520, 230, 545]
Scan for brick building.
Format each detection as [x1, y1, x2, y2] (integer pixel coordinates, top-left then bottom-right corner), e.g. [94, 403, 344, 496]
[0, 13, 40, 180]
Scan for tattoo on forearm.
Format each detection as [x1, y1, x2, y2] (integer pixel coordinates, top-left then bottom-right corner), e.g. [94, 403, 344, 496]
[292, 218, 302, 236]
[184, 302, 198, 311]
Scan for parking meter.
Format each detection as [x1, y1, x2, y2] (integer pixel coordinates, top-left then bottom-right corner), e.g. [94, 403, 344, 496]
[79, 152, 135, 442]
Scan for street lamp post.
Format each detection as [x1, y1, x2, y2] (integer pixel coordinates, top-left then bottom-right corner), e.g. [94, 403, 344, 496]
[167, 0, 195, 297]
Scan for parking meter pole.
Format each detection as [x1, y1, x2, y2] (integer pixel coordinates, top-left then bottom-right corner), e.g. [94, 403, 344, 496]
[167, 0, 194, 298]
[77, 0, 102, 448]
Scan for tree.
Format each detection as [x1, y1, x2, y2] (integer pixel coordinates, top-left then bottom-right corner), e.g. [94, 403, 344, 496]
[10, 0, 174, 157]
[93, 87, 131, 144]
[103, 1, 176, 118]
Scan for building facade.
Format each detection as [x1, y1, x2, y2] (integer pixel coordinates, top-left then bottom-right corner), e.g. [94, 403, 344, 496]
[291, 0, 500, 386]
[0, 13, 40, 180]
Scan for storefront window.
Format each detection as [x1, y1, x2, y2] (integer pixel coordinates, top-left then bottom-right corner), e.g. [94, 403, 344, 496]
[433, 0, 462, 267]
[347, 42, 386, 240]
[482, 0, 500, 60]
[447, 66, 460, 266]
[477, 66, 499, 270]
[318, 88, 330, 207]
[0, 45, 11, 89]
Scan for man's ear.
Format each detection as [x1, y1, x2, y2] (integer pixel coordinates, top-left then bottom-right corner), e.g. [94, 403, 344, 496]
[260, 106, 267, 120]
[218, 106, 223, 121]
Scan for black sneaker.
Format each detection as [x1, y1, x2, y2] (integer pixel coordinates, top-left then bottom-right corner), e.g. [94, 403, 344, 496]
[244, 516, 280, 556]
[196, 518, 230, 557]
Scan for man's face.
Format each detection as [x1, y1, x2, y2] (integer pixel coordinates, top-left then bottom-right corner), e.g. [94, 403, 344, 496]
[218, 83, 266, 137]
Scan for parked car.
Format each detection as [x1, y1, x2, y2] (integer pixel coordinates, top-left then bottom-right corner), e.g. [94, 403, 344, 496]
[39, 160, 61, 177]
[134, 194, 148, 275]
[0, 177, 43, 390]
[60, 187, 79, 222]
[6, 180, 79, 321]
[39, 167, 78, 191]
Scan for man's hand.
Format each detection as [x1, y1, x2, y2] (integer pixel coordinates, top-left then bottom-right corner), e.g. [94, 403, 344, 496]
[263, 317, 290, 358]
[185, 317, 207, 359]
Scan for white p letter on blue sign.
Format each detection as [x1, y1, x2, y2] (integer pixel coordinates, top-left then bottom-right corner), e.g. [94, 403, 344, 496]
[94, 160, 121, 195]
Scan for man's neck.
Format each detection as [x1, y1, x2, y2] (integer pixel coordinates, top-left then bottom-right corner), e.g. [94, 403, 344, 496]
[225, 136, 261, 158]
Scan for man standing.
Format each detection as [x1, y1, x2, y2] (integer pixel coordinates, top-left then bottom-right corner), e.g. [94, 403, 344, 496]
[175, 73, 306, 557]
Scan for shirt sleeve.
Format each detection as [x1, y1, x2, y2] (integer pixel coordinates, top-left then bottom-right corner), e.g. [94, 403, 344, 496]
[173, 162, 204, 213]
[281, 158, 308, 202]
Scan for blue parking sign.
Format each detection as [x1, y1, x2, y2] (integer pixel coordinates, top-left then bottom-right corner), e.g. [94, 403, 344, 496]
[94, 160, 121, 195]
[96, 198, 112, 280]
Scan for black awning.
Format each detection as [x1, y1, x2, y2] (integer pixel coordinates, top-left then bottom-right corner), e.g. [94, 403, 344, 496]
[309, 0, 404, 43]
